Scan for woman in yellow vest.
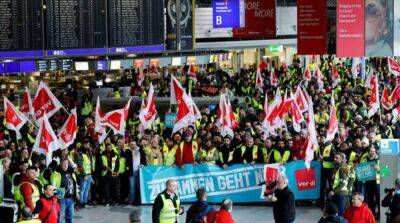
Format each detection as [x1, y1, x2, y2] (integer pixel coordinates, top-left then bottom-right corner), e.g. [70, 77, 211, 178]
[361, 146, 380, 216]
[145, 138, 163, 166]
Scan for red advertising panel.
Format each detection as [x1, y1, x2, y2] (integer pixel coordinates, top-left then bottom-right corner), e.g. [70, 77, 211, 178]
[297, 0, 327, 55]
[233, 0, 276, 39]
[336, 0, 365, 57]
[295, 168, 316, 191]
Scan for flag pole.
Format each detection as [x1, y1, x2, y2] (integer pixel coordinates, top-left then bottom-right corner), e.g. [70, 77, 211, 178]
[62, 106, 71, 116]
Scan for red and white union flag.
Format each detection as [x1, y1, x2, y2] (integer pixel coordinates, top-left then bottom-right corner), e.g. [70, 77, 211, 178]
[58, 109, 78, 149]
[33, 113, 59, 165]
[4, 97, 28, 137]
[32, 82, 62, 123]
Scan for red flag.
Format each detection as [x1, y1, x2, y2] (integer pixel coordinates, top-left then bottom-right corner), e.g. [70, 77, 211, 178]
[388, 58, 400, 77]
[367, 71, 380, 118]
[325, 94, 338, 143]
[266, 87, 283, 132]
[332, 65, 340, 87]
[313, 66, 324, 90]
[94, 97, 107, 143]
[171, 75, 192, 133]
[256, 68, 264, 92]
[188, 65, 196, 79]
[304, 97, 318, 169]
[391, 82, 400, 105]
[381, 87, 393, 110]
[294, 86, 309, 112]
[303, 66, 311, 81]
[102, 109, 125, 135]
[32, 82, 62, 123]
[123, 97, 132, 121]
[20, 87, 33, 117]
[188, 92, 202, 124]
[270, 68, 278, 87]
[32, 113, 59, 165]
[139, 85, 157, 130]
[58, 109, 78, 149]
[4, 97, 28, 137]
[392, 105, 400, 123]
[290, 94, 304, 133]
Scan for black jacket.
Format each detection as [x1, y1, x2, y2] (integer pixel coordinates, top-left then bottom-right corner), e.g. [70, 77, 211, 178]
[272, 186, 296, 222]
[186, 200, 214, 223]
[318, 215, 348, 223]
[152, 190, 181, 223]
[125, 147, 146, 177]
[382, 192, 400, 222]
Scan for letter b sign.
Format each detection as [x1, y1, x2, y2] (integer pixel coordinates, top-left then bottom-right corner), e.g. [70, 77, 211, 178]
[216, 16, 222, 25]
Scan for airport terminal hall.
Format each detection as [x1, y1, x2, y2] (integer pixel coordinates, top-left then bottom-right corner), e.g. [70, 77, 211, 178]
[1, 0, 400, 223]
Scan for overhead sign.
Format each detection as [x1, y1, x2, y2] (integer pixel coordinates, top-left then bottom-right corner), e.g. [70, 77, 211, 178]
[337, 0, 365, 57]
[395, 1, 400, 56]
[379, 139, 399, 155]
[297, 0, 327, 55]
[233, 0, 276, 39]
[213, 0, 245, 29]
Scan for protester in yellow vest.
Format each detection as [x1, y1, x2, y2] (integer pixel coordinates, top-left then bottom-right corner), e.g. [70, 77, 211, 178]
[152, 179, 184, 223]
[196, 139, 218, 164]
[101, 144, 121, 206]
[232, 137, 258, 165]
[162, 138, 178, 166]
[15, 166, 40, 211]
[328, 152, 350, 217]
[144, 138, 164, 166]
[361, 146, 380, 216]
[268, 140, 291, 164]
[77, 140, 95, 208]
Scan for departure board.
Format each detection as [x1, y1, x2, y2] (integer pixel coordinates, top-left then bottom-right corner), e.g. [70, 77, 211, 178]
[45, 0, 107, 56]
[0, 0, 43, 58]
[108, 0, 164, 54]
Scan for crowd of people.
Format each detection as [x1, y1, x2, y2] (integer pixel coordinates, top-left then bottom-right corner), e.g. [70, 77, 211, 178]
[1, 56, 400, 222]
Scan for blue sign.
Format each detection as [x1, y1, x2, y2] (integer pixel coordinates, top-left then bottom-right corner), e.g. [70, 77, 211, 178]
[139, 161, 321, 204]
[213, 0, 245, 28]
[109, 45, 164, 54]
[164, 113, 177, 129]
[379, 139, 399, 155]
[46, 48, 107, 56]
[96, 60, 108, 71]
[0, 50, 43, 59]
[355, 162, 377, 182]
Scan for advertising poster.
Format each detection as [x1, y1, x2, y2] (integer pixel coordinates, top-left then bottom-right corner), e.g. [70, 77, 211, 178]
[297, 0, 327, 55]
[166, 0, 194, 50]
[212, 0, 245, 29]
[233, 0, 276, 39]
[394, 0, 400, 56]
[365, 0, 393, 57]
[336, 0, 365, 57]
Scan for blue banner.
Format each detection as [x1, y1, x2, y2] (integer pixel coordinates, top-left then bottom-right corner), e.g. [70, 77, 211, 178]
[213, 0, 245, 28]
[139, 161, 321, 204]
[355, 162, 377, 182]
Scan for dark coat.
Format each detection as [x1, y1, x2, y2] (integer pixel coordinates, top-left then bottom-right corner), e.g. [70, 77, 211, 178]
[272, 186, 296, 222]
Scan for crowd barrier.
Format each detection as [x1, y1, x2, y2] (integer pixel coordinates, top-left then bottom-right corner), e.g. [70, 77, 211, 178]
[139, 161, 321, 204]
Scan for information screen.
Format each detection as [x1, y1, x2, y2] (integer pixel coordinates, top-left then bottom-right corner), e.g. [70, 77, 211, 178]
[0, 0, 44, 58]
[45, 0, 107, 56]
[108, 0, 164, 53]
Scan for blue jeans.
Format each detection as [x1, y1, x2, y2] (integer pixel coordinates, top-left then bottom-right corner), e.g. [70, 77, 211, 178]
[79, 175, 92, 205]
[333, 195, 348, 217]
[60, 198, 74, 223]
[129, 171, 139, 203]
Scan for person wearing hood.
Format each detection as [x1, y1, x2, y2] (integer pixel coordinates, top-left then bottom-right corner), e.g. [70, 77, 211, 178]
[344, 192, 375, 223]
[185, 188, 215, 223]
[318, 203, 348, 223]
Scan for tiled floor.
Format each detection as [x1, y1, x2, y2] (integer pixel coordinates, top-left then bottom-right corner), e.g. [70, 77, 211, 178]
[74, 204, 323, 223]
